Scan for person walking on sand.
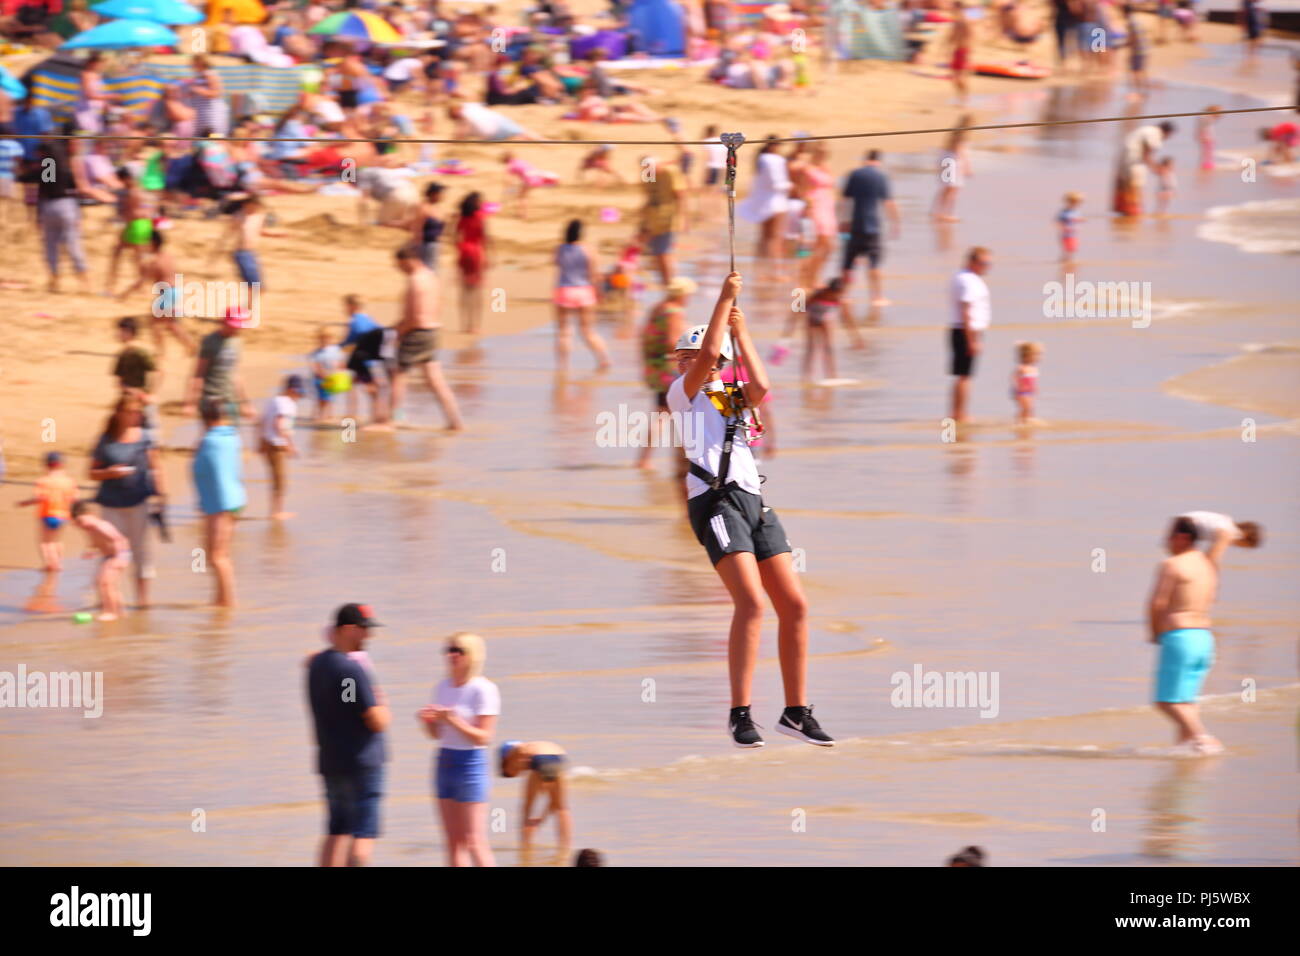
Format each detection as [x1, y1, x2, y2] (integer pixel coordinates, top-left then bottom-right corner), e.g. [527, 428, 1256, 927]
[258, 374, 304, 520]
[418, 632, 499, 867]
[451, 191, 489, 335]
[184, 308, 255, 422]
[841, 150, 901, 325]
[308, 603, 389, 867]
[948, 247, 993, 424]
[666, 272, 834, 750]
[1146, 515, 1255, 755]
[192, 400, 245, 608]
[118, 232, 194, 357]
[553, 219, 611, 372]
[390, 244, 465, 430]
[499, 740, 573, 859]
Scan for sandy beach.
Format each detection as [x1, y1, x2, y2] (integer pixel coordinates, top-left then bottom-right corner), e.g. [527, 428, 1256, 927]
[1, 10, 1297, 868]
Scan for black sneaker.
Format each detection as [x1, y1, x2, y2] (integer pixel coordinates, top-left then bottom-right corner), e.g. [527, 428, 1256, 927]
[776, 706, 835, 747]
[728, 706, 765, 749]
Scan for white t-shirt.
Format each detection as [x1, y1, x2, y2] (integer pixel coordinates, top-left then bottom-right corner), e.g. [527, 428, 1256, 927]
[459, 103, 502, 139]
[260, 394, 297, 446]
[950, 270, 991, 330]
[433, 676, 500, 750]
[1181, 511, 1241, 550]
[666, 374, 762, 499]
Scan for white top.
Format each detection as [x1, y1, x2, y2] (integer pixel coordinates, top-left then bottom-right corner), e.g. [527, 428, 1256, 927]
[1181, 511, 1241, 550]
[459, 103, 503, 139]
[738, 152, 791, 224]
[666, 375, 762, 499]
[1121, 124, 1163, 168]
[705, 138, 726, 170]
[950, 270, 991, 330]
[260, 394, 297, 446]
[433, 676, 500, 750]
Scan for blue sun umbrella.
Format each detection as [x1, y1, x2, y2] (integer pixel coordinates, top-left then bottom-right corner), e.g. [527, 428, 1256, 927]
[91, 0, 204, 25]
[61, 19, 181, 50]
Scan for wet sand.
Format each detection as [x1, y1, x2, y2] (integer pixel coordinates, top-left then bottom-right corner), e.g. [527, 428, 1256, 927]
[1, 35, 1298, 865]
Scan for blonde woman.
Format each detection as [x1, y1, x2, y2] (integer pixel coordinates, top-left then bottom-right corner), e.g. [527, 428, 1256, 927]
[418, 633, 499, 867]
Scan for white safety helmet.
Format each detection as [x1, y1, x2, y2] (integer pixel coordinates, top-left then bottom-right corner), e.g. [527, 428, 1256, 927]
[674, 324, 733, 362]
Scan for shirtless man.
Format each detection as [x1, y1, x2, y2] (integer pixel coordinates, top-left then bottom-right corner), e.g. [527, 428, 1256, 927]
[390, 244, 464, 430]
[1145, 514, 1260, 754]
[71, 500, 130, 621]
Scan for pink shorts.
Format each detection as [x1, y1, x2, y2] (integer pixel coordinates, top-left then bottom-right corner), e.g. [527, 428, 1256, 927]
[554, 285, 597, 309]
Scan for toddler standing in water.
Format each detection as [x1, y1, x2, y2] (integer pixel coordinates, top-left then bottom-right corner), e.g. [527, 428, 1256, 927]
[1011, 341, 1044, 425]
[1057, 191, 1084, 264]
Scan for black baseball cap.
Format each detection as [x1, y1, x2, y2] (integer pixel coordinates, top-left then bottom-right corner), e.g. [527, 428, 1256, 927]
[335, 603, 383, 628]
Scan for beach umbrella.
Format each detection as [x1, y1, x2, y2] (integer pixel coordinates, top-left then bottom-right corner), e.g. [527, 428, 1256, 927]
[0, 63, 24, 99]
[308, 10, 403, 44]
[91, 0, 203, 25]
[61, 19, 180, 50]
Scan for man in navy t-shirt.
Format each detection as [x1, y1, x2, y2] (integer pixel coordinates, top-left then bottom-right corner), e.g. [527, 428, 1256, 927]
[307, 603, 390, 866]
[840, 149, 901, 319]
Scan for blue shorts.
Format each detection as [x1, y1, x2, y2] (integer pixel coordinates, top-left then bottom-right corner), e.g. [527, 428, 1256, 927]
[42, 515, 64, 530]
[1154, 628, 1215, 703]
[435, 747, 489, 803]
[323, 765, 384, 838]
[314, 378, 330, 402]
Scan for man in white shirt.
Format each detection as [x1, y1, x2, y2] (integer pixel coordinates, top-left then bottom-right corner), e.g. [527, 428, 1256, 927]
[948, 246, 992, 423]
[258, 374, 303, 520]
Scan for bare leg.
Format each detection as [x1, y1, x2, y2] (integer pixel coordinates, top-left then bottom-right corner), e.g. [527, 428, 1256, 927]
[758, 552, 809, 707]
[319, 834, 349, 867]
[577, 305, 611, 370]
[554, 307, 573, 369]
[951, 375, 971, 423]
[714, 551, 766, 707]
[464, 801, 496, 867]
[420, 361, 465, 430]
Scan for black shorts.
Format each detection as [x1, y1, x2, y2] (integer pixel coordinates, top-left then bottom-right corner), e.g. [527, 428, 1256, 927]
[348, 328, 385, 384]
[842, 230, 883, 271]
[950, 326, 977, 377]
[687, 486, 792, 567]
[338, 89, 360, 110]
[706, 167, 721, 186]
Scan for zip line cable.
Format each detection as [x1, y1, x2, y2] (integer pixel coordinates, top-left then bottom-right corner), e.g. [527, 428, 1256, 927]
[4, 104, 1294, 147]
